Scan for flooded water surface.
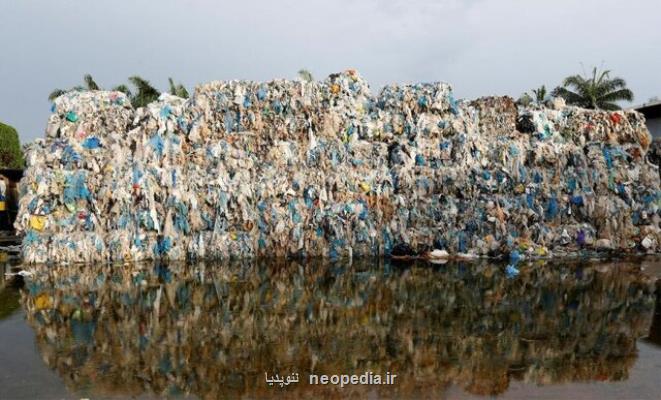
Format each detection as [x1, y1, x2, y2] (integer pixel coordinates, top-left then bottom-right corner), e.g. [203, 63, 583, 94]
[1, 257, 660, 399]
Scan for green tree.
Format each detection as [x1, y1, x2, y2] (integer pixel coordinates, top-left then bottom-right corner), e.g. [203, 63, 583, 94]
[83, 74, 100, 90]
[517, 85, 547, 106]
[531, 85, 547, 102]
[0, 122, 24, 169]
[127, 76, 161, 108]
[111, 84, 132, 98]
[298, 69, 314, 82]
[168, 78, 189, 98]
[48, 73, 100, 101]
[517, 93, 533, 107]
[553, 67, 634, 110]
[49, 74, 189, 107]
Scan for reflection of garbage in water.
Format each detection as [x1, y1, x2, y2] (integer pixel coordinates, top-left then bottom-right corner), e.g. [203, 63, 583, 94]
[20, 259, 657, 398]
[14, 70, 661, 264]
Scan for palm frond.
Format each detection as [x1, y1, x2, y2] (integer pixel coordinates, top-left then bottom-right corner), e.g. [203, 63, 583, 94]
[48, 89, 67, 101]
[598, 88, 634, 104]
[554, 87, 586, 107]
[532, 85, 547, 102]
[596, 69, 612, 86]
[112, 84, 132, 98]
[562, 75, 592, 100]
[128, 76, 159, 94]
[550, 86, 562, 97]
[168, 78, 177, 95]
[176, 85, 189, 99]
[298, 69, 314, 82]
[168, 78, 190, 98]
[562, 74, 585, 88]
[597, 77, 627, 96]
[128, 76, 160, 107]
[84, 74, 100, 90]
[599, 102, 622, 111]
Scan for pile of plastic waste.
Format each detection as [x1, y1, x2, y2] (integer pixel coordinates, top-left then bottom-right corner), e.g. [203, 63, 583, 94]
[15, 70, 660, 264]
[650, 137, 661, 175]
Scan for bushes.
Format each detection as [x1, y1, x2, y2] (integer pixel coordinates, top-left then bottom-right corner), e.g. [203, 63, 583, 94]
[0, 122, 24, 169]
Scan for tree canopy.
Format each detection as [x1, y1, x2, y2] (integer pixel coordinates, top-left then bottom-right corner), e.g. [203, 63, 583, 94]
[0, 122, 24, 169]
[127, 76, 161, 108]
[517, 85, 548, 106]
[298, 69, 314, 82]
[168, 78, 189, 99]
[553, 67, 634, 110]
[531, 85, 548, 102]
[49, 74, 190, 107]
[49, 74, 100, 101]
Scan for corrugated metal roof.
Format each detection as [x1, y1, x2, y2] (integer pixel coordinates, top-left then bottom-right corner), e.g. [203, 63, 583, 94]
[631, 99, 661, 120]
[633, 99, 661, 111]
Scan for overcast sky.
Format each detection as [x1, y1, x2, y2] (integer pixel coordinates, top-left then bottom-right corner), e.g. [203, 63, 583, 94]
[1, 0, 659, 142]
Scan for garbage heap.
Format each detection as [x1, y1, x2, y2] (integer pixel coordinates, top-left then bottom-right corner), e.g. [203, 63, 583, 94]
[16, 70, 661, 264]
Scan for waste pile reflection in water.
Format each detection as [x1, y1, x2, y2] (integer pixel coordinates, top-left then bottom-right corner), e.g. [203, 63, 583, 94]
[20, 258, 658, 398]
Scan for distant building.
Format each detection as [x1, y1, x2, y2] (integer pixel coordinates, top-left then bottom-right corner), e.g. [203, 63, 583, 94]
[634, 99, 661, 138]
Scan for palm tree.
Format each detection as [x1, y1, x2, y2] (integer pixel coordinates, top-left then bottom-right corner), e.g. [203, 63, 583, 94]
[298, 69, 314, 82]
[111, 84, 132, 98]
[83, 74, 100, 90]
[0, 122, 24, 169]
[168, 78, 189, 98]
[553, 67, 634, 110]
[49, 74, 188, 107]
[531, 85, 547, 102]
[48, 88, 68, 101]
[127, 76, 160, 108]
[48, 73, 100, 101]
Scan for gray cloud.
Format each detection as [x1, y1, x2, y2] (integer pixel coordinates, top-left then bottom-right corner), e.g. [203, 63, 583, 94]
[1, 0, 659, 142]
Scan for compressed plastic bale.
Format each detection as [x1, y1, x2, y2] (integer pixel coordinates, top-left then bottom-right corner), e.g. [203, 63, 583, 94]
[14, 70, 661, 264]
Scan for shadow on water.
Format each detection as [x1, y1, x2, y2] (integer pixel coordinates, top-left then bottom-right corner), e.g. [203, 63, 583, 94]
[0, 287, 20, 320]
[17, 258, 660, 399]
[646, 279, 661, 348]
[0, 251, 22, 320]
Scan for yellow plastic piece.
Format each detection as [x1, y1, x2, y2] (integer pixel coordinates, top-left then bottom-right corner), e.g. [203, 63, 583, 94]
[35, 294, 52, 310]
[30, 215, 47, 231]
